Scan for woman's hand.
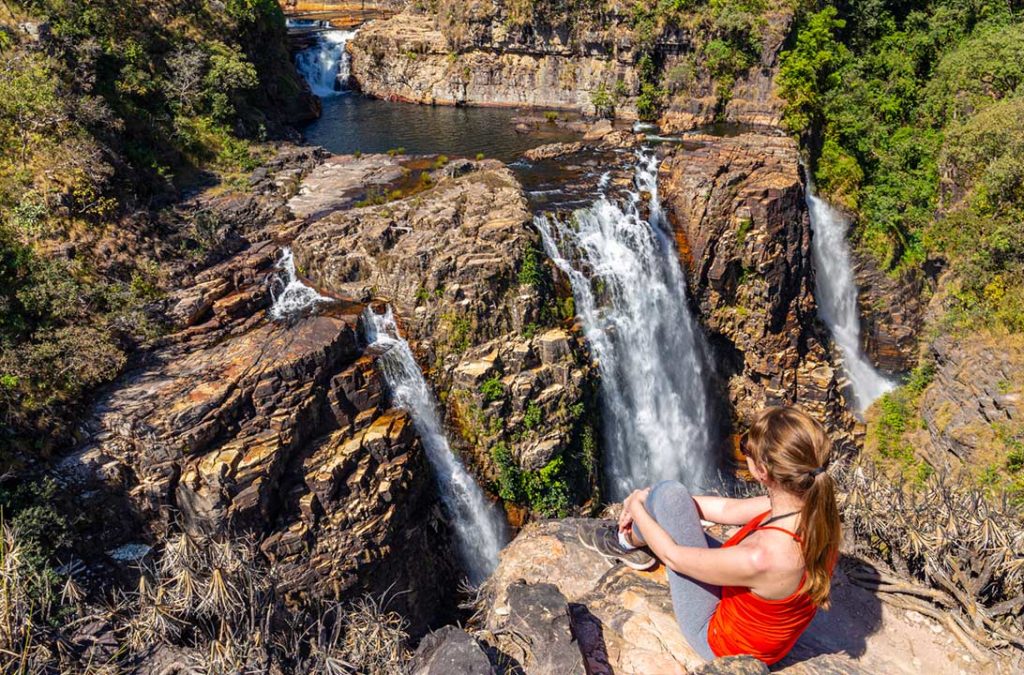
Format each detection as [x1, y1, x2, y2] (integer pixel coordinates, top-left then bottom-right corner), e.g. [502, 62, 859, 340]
[619, 487, 651, 532]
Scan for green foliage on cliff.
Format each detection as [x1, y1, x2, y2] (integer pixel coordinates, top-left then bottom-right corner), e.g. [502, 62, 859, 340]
[778, 1, 1024, 332]
[0, 0, 306, 462]
[490, 442, 572, 517]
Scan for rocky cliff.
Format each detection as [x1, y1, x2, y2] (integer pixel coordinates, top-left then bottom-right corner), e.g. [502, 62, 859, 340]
[346, 0, 795, 125]
[348, 10, 643, 114]
[65, 236, 459, 633]
[291, 158, 600, 516]
[658, 133, 854, 438]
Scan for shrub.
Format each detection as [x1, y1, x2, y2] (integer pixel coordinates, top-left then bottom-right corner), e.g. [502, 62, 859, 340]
[523, 401, 542, 431]
[480, 376, 505, 404]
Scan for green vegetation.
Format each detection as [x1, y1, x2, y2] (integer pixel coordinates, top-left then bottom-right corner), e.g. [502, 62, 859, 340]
[517, 245, 544, 287]
[0, 0, 304, 463]
[867, 364, 934, 484]
[778, 1, 1024, 331]
[490, 443, 572, 517]
[480, 376, 505, 404]
[522, 401, 542, 431]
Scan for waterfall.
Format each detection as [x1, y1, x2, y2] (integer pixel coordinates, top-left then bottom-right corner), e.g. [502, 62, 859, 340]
[805, 182, 895, 412]
[535, 150, 714, 501]
[363, 307, 508, 585]
[294, 29, 357, 98]
[269, 248, 329, 321]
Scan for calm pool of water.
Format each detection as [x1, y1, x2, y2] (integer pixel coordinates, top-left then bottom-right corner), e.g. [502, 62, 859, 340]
[301, 94, 581, 163]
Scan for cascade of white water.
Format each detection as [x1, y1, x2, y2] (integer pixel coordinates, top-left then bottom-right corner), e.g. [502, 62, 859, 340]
[269, 248, 329, 321]
[363, 307, 508, 585]
[294, 29, 357, 98]
[805, 182, 895, 412]
[535, 150, 714, 501]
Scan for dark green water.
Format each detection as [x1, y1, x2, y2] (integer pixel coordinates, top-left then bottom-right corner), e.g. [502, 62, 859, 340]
[301, 94, 580, 163]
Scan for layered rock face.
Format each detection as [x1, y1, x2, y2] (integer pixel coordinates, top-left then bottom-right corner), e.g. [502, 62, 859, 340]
[659, 6, 794, 132]
[67, 241, 457, 632]
[291, 160, 599, 514]
[852, 252, 925, 374]
[348, 10, 642, 115]
[919, 333, 1023, 468]
[347, 1, 795, 129]
[658, 133, 852, 437]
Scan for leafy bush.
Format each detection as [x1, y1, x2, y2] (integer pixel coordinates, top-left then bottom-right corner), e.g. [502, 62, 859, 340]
[522, 401, 542, 431]
[480, 376, 505, 404]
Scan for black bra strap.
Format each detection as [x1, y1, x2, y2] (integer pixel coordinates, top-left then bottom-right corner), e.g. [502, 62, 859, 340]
[761, 510, 801, 526]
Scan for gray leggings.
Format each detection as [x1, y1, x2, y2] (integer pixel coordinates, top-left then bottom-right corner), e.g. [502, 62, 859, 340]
[631, 480, 720, 661]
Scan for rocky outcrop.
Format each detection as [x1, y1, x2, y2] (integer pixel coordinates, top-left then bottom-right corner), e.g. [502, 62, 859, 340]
[291, 160, 600, 514]
[919, 332, 1023, 468]
[658, 133, 853, 437]
[659, 8, 793, 133]
[285, 153, 407, 221]
[66, 240, 458, 634]
[409, 625, 496, 675]
[478, 519, 978, 674]
[348, 10, 643, 115]
[852, 251, 925, 374]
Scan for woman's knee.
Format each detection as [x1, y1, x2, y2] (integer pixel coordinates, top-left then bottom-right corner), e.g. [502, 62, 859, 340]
[648, 479, 692, 513]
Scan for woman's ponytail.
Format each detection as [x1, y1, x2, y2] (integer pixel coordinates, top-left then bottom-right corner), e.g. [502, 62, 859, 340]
[746, 407, 842, 608]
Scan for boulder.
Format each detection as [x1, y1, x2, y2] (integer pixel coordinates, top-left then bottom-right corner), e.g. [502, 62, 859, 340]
[524, 142, 585, 162]
[409, 625, 496, 675]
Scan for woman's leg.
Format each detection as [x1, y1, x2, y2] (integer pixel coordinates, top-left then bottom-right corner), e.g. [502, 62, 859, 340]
[631, 480, 719, 661]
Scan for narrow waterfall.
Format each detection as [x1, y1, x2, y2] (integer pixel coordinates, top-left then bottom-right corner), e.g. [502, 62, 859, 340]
[805, 183, 895, 412]
[535, 150, 714, 501]
[363, 307, 508, 585]
[294, 29, 357, 97]
[269, 247, 329, 321]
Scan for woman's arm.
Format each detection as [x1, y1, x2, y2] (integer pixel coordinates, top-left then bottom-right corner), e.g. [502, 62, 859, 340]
[628, 496, 769, 587]
[692, 494, 770, 526]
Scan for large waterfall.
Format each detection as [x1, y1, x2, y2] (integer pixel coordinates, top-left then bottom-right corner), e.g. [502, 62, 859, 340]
[535, 151, 714, 501]
[805, 183, 895, 411]
[269, 247, 329, 321]
[363, 307, 508, 585]
[294, 29, 357, 98]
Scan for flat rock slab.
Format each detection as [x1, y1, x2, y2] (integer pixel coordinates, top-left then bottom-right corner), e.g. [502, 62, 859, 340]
[287, 153, 406, 220]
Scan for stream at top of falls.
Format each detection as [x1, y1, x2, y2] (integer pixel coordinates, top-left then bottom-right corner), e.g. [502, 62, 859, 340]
[269, 247, 329, 321]
[536, 149, 718, 500]
[363, 306, 509, 585]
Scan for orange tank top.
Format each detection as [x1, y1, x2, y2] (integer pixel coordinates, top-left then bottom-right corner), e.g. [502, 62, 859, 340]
[706, 511, 820, 665]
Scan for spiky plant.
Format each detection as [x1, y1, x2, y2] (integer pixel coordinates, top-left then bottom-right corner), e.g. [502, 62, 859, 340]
[837, 459, 1024, 664]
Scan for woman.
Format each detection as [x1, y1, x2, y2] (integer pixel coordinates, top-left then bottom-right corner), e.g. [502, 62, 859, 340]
[580, 407, 841, 666]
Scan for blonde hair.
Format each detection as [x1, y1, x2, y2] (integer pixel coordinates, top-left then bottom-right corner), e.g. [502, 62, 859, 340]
[746, 407, 841, 608]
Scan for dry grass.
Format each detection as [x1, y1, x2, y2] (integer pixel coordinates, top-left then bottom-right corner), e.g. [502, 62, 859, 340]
[0, 521, 413, 673]
[837, 460, 1024, 664]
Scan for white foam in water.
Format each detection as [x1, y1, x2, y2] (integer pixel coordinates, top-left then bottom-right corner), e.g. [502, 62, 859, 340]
[294, 29, 357, 97]
[805, 180, 895, 412]
[269, 247, 329, 320]
[535, 149, 714, 500]
[364, 306, 508, 585]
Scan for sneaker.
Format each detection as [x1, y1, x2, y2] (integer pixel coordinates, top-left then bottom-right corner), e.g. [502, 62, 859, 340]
[578, 522, 657, 571]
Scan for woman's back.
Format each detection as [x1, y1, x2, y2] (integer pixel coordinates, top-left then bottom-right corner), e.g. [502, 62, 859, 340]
[707, 511, 824, 665]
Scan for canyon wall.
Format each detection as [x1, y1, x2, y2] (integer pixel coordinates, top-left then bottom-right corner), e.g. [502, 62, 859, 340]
[346, 1, 794, 126]
[292, 158, 600, 517]
[659, 133, 855, 440]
